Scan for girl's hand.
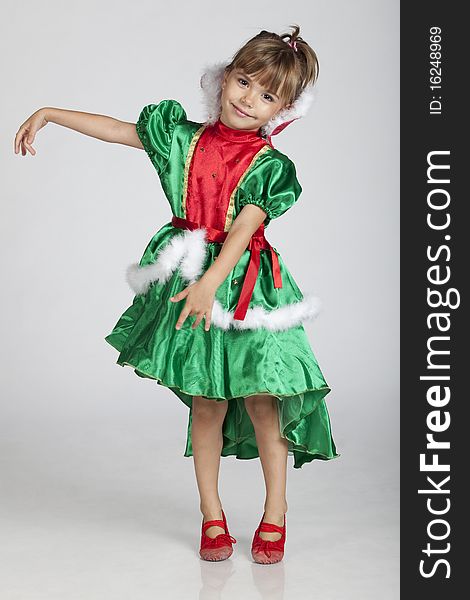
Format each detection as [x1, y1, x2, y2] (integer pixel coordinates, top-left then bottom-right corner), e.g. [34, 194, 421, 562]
[169, 279, 217, 331]
[14, 108, 48, 156]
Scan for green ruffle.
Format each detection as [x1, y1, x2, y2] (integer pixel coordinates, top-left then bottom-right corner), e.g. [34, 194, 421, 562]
[237, 195, 275, 226]
[109, 349, 339, 469]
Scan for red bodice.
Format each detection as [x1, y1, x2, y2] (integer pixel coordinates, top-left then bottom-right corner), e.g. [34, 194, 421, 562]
[184, 119, 269, 231]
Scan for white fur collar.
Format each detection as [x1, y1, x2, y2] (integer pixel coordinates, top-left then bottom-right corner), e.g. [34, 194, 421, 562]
[199, 61, 315, 141]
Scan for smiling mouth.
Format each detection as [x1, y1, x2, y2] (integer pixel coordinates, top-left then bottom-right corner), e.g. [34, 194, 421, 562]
[232, 103, 254, 118]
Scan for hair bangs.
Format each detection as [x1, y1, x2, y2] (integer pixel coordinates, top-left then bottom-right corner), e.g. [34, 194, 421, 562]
[232, 49, 302, 104]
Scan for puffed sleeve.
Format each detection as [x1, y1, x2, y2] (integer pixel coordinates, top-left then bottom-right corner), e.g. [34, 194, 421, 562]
[135, 99, 187, 174]
[237, 155, 302, 227]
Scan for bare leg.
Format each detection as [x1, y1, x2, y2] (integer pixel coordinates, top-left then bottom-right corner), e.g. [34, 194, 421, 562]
[245, 394, 288, 541]
[192, 395, 229, 538]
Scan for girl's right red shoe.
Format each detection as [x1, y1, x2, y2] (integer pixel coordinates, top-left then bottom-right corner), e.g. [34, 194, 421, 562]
[199, 509, 237, 562]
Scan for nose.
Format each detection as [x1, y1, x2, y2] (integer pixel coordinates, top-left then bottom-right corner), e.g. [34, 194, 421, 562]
[241, 91, 256, 107]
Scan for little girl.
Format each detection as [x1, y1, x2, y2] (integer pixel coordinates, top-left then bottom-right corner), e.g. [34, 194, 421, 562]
[14, 24, 338, 564]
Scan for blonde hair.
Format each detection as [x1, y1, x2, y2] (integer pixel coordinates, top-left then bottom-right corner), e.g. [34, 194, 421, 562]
[225, 24, 319, 106]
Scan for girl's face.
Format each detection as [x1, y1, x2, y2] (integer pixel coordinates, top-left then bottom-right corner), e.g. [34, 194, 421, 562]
[220, 68, 290, 131]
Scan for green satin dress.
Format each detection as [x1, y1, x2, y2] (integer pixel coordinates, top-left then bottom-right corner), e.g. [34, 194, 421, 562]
[105, 99, 339, 468]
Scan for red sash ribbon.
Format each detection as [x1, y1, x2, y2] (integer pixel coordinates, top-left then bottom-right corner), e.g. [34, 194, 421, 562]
[171, 215, 282, 321]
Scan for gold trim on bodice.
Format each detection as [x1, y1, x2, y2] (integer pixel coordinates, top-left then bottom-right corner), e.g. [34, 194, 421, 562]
[181, 124, 206, 216]
[223, 144, 271, 231]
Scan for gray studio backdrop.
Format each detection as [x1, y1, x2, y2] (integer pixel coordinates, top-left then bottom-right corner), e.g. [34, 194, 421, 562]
[1, 1, 399, 599]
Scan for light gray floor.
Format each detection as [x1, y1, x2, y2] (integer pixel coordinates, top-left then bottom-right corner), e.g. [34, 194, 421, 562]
[0, 386, 398, 600]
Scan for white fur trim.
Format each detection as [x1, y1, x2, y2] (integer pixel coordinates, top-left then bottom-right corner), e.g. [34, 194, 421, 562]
[126, 228, 208, 294]
[211, 293, 322, 331]
[199, 61, 316, 138]
[261, 85, 315, 138]
[200, 62, 226, 126]
[126, 228, 323, 331]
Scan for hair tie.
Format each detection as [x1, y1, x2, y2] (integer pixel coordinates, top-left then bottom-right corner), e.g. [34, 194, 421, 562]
[286, 39, 298, 52]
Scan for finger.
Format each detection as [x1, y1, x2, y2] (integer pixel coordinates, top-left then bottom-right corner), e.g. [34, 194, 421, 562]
[175, 306, 191, 330]
[23, 139, 36, 156]
[170, 288, 187, 302]
[192, 312, 205, 330]
[21, 140, 26, 156]
[25, 136, 36, 155]
[15, 128, 25, 154]
[204, 313, 211, 332]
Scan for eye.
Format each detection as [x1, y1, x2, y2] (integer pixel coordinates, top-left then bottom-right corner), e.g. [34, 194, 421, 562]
[238, 78, 248, 86]
[263, 94, 274, 102]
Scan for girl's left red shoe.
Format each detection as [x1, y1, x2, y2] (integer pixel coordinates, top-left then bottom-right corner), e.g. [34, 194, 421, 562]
[251, 512, 286, 564]
[199, 509, 237, 561]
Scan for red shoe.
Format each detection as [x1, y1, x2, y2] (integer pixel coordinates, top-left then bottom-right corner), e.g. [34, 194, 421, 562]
[199, 509, 237, 561]
[251, 512, 286, 564]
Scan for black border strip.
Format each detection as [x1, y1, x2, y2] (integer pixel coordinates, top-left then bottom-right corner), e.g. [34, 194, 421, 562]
[401, 3, 464, 596]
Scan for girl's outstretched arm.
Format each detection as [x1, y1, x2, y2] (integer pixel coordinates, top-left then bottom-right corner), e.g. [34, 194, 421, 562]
[14, 107, 143, 156]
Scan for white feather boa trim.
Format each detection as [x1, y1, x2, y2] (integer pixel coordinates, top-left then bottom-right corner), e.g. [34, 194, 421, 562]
[126, 228, 322, 331]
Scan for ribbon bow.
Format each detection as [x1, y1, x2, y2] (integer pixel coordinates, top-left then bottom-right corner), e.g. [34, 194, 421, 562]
[233, 233, 282, 321]
[254, 539, 275, 558]
[204, 533, 237, 548]
[287, 39, 298, 52]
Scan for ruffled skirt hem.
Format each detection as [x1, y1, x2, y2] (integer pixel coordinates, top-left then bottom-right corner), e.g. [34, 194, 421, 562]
[105, 335, 339, 469]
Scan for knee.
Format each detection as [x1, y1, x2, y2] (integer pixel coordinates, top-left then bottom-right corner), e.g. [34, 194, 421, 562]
[244, 395, 276, 422]
[193, 396, 228, 422]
